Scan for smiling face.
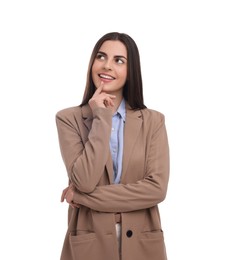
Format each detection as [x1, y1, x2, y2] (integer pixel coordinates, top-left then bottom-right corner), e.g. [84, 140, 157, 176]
[92, 40, 128, 96]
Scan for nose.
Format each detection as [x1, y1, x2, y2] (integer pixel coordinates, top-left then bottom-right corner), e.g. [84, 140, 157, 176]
[104, 59, 112, 70]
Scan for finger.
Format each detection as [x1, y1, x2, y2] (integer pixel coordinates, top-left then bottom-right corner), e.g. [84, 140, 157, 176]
[69, 203, 75, 209]
[70, 200, 80, 207]
[104, 96, 115, 107]
[105, 94, 116, 99]
[61, 193, 65, 202]
[61, 187, 69, 202]
[104, 99, 114, 108]
[65, 196, 71, 204]
[93, 81, 104, 97]
[61, 186, 70, 202]
[101, 93, 116, 105]
[108, 99, 115, 107]
[65, 188, 74, 204]
[72, 202, 80, 208]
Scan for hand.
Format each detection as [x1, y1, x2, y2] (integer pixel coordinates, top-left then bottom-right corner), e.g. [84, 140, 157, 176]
[89, 82, 116, 110]
[61, 183, 80, 209]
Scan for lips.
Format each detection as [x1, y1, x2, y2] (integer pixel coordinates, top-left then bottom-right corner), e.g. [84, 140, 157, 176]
[99, 73, 115, 80]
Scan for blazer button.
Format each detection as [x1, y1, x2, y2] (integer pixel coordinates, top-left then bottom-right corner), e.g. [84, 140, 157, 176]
[126, 230, 133, 238]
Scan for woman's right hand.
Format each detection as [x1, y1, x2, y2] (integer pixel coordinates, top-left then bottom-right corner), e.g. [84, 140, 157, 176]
[61, 183, 80, 209]
[89, 82, 116, 111]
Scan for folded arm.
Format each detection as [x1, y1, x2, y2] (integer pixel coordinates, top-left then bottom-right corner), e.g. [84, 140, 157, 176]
[56, 107, 112, 193]
[73, 116, 169, 212]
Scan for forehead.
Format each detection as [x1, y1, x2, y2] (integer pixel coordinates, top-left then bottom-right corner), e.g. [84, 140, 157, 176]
[99, 40, 127, 57]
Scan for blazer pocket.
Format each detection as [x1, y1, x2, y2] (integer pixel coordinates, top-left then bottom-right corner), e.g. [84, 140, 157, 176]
[69, 231, 97, 260]
[140, 229, 164, 240]
[69, 232, 116, 260]
[69, 230, 96, 243]
[138, 230, 167, 260]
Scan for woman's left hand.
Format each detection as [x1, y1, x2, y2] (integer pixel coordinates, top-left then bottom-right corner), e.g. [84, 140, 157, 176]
[61, 183, 80, 208]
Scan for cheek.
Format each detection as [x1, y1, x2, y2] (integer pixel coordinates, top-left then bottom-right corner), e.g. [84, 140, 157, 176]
[117, 66, 127, 78]
[91, 63, 96, 75]
[120, 70, 127, 83]
[92, 59, 101, 73]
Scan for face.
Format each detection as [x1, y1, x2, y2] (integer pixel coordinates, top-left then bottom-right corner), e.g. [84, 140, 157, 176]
[92, 40, 128, 95]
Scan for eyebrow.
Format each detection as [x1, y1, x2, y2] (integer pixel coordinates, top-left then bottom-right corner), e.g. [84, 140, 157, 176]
[97, 51, 127, 60]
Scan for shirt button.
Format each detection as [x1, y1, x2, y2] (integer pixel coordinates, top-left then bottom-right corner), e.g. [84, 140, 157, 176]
[112, 127, 115, 131]
[126, 230, 133, 238]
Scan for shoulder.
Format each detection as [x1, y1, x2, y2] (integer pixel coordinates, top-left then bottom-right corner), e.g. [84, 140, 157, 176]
[139, 108, 167, 136]
[140, 108, 165, 123]
[56, 106, 82, 121]
[56, 106, 81, 118]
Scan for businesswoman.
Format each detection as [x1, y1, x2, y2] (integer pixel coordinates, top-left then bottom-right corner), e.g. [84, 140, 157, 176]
[56, 32, 170, 260]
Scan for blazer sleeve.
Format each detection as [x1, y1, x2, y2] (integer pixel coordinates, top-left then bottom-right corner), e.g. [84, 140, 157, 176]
[73, 114, 170, 212]
[56, 107, 112, 193]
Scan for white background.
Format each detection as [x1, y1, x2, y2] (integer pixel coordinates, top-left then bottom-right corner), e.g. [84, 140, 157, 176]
[0, 0, 237, 259]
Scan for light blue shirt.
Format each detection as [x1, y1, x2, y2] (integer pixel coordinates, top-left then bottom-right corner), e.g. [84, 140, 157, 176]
[110, 99, 126, 184]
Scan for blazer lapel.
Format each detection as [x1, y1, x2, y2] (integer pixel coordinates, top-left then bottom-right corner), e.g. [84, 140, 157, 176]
[81, 105, 114, 184]
[121, 106, 143, 182]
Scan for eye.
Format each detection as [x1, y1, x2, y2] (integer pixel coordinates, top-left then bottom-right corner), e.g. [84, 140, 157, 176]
[115, 58, 124, 64]
[96, 53, 105, 60]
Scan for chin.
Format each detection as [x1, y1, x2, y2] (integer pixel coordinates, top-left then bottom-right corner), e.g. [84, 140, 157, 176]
[102, 86, 113, 92]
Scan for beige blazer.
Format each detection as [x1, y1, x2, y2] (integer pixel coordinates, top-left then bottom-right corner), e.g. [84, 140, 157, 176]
[56, 103, 169, 260]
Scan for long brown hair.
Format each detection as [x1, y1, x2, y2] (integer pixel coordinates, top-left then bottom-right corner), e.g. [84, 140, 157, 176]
[80, 32, 146, 109]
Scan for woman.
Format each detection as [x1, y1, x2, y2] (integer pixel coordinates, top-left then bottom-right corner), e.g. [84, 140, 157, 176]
[56, 32, 170, 260]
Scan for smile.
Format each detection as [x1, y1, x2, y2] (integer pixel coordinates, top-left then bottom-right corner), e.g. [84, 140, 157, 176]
[99, 74, 115, 80]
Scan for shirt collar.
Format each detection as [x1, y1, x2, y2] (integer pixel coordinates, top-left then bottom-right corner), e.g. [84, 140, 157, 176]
[114, 98, 126, 122]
